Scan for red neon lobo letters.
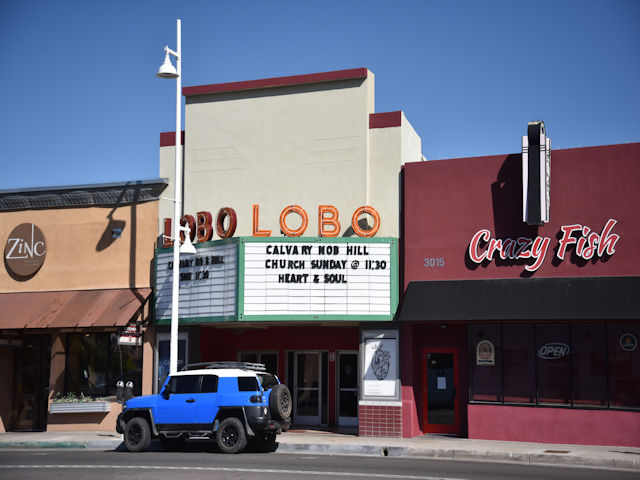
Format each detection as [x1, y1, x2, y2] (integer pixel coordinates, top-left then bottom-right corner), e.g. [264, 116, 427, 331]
[468, 219, 620, 272]
[163, 205, 380, 247]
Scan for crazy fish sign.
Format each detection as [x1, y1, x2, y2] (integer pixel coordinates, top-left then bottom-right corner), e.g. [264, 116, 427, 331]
[468, 219, 620, 272]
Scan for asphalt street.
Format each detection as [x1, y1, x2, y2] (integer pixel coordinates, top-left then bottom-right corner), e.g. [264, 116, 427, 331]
[0, 448, 638, 480]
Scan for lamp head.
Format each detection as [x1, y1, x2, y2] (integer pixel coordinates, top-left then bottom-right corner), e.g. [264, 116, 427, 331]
[179, 228, 197, 255]
[156, 51, 178, 78]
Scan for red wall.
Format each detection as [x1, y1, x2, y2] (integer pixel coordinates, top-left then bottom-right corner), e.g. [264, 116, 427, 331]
[200, 325, 359, 425]
[469, 404, 640, 447]
[400, 323, 468, 437]
[403, 143, 640, 286]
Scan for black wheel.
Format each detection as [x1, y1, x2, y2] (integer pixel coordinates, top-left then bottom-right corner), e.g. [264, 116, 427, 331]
[124, 417, 151, 452]
[159, 434, 187, 451]
[216, 417, 247, 454]
[270, 384, 292, 420]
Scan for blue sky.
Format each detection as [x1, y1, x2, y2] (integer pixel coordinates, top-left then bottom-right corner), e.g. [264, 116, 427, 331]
[1, 0, 638, 190]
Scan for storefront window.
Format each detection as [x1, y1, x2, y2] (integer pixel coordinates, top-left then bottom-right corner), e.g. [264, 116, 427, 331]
[502, 325, 535, 403]
[470, 322, 639, 410]
[469, 325, 501, 402]
[572, 324, 607, 407]
[66, 333, 142, 397]
[536, 324, 571, 405]
[608, 324, 640, 408]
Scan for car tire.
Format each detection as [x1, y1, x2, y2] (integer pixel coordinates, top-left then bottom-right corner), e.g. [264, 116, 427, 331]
[159, 434, 187, 451]
[124, 416, 151, 452]
[270, 384, 292, 420]
[216, 417, 247, 454]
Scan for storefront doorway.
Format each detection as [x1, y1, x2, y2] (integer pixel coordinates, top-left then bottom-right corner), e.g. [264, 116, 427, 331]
[155, 333, 188, 392]
[422, 348, 459, 434]
[337, 351, 358, 427]
[293, 351, 322, 425]
[12, 334, 51, 431]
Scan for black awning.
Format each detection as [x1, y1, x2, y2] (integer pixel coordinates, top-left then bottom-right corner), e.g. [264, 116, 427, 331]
[399, 276, 640, 322]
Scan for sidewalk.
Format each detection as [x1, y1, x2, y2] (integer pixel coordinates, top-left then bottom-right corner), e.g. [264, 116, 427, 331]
[0, 429, 638, 473]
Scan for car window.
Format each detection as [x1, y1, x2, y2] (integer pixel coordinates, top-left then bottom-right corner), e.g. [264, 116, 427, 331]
[258, 374, 278, 390]
[172, 375, 201, 394]
[201, 375, 218, 393]
[237, 376, 260, 392]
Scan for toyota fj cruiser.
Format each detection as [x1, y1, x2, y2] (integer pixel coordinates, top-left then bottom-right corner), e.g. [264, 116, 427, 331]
[116, 362, 292, 453]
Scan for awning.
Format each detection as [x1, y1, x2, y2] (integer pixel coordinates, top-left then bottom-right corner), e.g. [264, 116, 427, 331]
[0, 288, 151, 329]
[399, 276, 640, 322]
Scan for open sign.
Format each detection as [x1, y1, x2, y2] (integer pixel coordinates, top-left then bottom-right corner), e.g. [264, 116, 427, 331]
[538, 343, 570, 359]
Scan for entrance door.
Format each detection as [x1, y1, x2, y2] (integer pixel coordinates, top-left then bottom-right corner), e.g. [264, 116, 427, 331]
[337, 352, 358, 427]
[422, 349, 459, 434]
[293, 352, 321, 425]
[156, 333, 189, 392]
[12, 335, 51, 431]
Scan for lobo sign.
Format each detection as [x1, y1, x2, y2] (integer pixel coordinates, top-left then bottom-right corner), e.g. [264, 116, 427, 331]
[468, 219, 620, 272]
[4, 223, 47, 277]
[162, 204, 381, 247]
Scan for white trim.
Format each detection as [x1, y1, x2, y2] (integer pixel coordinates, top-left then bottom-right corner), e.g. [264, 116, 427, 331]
[359, 400, 402, 407]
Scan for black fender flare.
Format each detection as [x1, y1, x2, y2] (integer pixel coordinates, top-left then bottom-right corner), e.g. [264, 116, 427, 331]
[120, 408, 159, 437]
[214, 406, 255, 437]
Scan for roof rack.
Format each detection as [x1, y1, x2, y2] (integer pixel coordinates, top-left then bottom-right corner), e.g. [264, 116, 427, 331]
[180, 361, 266, 372]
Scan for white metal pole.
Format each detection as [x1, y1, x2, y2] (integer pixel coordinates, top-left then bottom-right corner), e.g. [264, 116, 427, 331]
[169, 18, 182, 376]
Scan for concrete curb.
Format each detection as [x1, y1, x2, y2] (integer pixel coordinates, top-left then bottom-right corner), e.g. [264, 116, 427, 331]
[274, 442, 640, 472]
[0, 440, 123, 450]
[1, 437, 638, 473]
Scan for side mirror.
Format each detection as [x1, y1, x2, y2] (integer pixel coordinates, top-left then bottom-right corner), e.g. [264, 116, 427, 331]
[161, 387, 170, 400]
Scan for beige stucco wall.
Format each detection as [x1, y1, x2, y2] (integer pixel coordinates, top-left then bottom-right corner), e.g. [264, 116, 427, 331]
[159, 71, 431, 239]
[0, 202, 159, 292]
[369, 112, 423, 236]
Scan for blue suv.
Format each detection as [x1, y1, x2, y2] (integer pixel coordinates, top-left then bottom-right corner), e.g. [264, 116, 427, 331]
[116, 362, 292, 453]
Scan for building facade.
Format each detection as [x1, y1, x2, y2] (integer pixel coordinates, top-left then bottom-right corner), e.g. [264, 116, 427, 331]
[0, 180, 166, 432]
[154, 68, 422, 434]
[400, 138, 640, 446]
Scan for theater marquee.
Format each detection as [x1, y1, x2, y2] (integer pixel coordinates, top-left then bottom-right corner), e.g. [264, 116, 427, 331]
[155, 237, 398, 324]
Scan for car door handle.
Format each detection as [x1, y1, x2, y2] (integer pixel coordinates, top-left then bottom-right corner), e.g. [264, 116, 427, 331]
[186, 398, 195, 403]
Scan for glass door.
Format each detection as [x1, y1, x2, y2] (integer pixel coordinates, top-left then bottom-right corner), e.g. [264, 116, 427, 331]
[337, 352, 358, 427]
[155, 333, 188, 392]
[12, 334, 51, 431]
[293, 352, 321, 425]
[422, 348, 459, 434]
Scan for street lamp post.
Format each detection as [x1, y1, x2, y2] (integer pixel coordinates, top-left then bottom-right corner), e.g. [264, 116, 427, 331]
[156, 19, 195, 375]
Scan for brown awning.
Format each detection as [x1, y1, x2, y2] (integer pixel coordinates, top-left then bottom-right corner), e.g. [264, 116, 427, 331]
[0, 288, 151, 329]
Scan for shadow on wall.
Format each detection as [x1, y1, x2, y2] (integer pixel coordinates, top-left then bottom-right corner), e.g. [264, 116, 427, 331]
[464, 154, 541, 278]
[94, 184, 144, 304]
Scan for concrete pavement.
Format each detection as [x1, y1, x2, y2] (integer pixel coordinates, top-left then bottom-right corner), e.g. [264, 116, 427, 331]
[0, 429, 638, 473]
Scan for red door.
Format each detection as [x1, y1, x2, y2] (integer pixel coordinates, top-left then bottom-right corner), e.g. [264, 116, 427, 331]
[422, 348, 459, 434]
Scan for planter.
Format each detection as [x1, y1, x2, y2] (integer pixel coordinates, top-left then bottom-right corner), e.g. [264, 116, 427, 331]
[49, 401, 111, 414]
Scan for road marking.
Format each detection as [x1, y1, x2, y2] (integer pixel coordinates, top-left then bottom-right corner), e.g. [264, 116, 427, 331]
[0, 464, 466, 480]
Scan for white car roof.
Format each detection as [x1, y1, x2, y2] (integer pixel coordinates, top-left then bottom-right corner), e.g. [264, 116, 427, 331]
[172, 369, 258, 378]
